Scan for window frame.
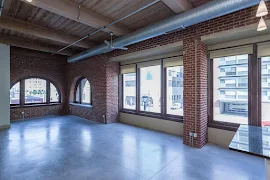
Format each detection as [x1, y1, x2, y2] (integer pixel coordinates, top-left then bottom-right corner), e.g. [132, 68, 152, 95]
[10, 77, 61, 107]
[208, 45, 261, 131]
[120, 59, 184, 123]
[73, 77, 92, 105]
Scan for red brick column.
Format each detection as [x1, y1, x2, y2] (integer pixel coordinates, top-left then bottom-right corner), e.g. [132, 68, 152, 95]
[183, 38, 208, 148]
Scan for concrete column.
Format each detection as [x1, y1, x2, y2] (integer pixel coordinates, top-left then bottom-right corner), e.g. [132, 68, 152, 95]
[183, 38, 208, 148]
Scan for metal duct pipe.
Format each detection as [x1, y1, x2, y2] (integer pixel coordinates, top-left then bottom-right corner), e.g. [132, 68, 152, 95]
[68, 0, 262, 63]
[0, 0, 4, 17]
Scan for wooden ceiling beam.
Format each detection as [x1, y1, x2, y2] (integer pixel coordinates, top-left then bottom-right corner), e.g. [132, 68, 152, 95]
[0, 16, 95, 49]
[20, 0, 131, 36]
[0, 35, 74, 56]
[162, 0, 192, 13]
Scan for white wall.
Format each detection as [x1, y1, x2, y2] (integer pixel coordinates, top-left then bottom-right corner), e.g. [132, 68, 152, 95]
[120, 112, 184, 136]
[0, 44, 10, 129]
[120, 112, 235, 148]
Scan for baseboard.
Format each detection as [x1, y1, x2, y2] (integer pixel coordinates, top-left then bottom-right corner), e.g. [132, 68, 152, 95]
[0, 124, 10, 130]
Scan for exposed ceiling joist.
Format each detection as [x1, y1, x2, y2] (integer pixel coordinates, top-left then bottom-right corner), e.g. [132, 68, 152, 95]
[0, 16, 95, 49]
[0, 35, 74, 56]
[20, 0, 132, 36]
[162, 0, 192, 13]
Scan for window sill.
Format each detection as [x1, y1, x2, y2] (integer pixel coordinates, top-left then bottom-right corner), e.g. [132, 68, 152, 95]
[120, 110, 183, 123]
[11, 103, 62, 109]
[69, 103, 93, 109]
[208, 122, 239, 132]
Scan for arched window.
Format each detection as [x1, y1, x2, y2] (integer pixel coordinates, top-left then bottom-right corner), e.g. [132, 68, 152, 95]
[10, 78, 61, 105]
[75, 78, 91, 104]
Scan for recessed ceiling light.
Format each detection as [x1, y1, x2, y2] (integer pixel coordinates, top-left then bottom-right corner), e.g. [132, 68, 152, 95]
[256, 0, 268, 17]
[257, 17, 267, 31]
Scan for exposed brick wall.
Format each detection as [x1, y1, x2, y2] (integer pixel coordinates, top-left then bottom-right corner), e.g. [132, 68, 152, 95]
[10, 47, 68, 120]
[67, 55, 119, 124]
[183, 38, 208, 148]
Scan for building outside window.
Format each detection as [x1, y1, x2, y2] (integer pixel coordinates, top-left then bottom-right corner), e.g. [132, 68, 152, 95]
[123, 73, 136, 110]
[140, 65, 161, 113]
[25, 78, 47, 104]
[213, 54, 249, 124]
[166, 66, 183, 116]
[261, 56, 270, 126]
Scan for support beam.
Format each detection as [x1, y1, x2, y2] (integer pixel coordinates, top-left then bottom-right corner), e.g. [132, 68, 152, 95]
[162, 0, 192, 13]
[0, 16, 95, 49]
[0, 35, 74, 56]
[20, 0, 131, 36]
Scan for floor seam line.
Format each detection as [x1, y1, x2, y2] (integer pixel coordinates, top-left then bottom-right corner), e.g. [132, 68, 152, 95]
[79, 142, 147, 180]
[147, 152, 184, 180]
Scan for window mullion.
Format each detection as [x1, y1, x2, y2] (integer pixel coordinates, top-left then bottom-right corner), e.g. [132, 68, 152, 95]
[136, 66, 140, 113]
[21, 79, 25, 105]
[46, 80, 50, 104]
[161, 60, 165, 117]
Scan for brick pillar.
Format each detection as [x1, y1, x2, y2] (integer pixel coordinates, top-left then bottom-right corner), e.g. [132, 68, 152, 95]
[183, 38, 208, 148]
[105, 61, 119, 123]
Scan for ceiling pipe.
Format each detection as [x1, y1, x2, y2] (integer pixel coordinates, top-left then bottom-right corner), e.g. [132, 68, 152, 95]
[68, 0, 263, 63]
[0, 0, 4, 17]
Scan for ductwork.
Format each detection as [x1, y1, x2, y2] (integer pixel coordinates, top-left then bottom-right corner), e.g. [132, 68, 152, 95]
[68, 0, 262, 63]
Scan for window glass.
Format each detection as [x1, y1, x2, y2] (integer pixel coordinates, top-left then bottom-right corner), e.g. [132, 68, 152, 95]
[140, 65, 161, 113]
[166, 66, 183, 116]
[261, 57, 270, 126]
[50, 83, 59, 102]
[25, 78, 47, 104]
[75, 85, 80, 102]
[10, 82, 20, 104]
[81, 78, 91, 104]
[213, 55, 248, 124]
[123, 73, 136, 110]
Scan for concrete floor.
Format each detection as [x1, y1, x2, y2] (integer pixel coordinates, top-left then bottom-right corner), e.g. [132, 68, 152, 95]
[0, 115, 266, 180]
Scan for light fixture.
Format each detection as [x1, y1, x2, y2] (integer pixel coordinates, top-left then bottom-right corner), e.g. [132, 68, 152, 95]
[26, 0, 32, 2]
[256, 0, 268, 17]
[257, 17, 267, 31]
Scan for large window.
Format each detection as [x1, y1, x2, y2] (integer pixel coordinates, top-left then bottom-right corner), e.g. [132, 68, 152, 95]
[10, 78, 61, 105]
[121, 57, 183, 121]
[74, 78, 91, 104]
[166, 66, 183, 116]
[10, 82, 20, 105]
[140, 65, 161, 113]
[261, 57, 270, 126]
[123, 73, 136, 110]
[212, 54, 248, 125]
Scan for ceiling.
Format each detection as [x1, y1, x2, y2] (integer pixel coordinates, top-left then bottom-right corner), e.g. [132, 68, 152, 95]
[0, 0, 211, 56]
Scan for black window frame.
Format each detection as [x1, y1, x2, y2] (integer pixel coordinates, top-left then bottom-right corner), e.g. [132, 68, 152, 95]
[10, 77, 61, 107]
[74, 77, 92, 105]
[120, 59, 184, 123]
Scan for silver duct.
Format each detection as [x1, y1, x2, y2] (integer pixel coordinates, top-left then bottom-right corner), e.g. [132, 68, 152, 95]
[68, 0, 261, 63]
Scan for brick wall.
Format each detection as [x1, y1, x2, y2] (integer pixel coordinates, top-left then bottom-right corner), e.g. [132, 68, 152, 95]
[67, 55, 119, 124]
[183, 38, 208, 148]
[10, 47, 68, 120]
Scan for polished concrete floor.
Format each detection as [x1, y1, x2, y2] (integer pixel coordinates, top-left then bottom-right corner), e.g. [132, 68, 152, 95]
[0, 116, 266, 180]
